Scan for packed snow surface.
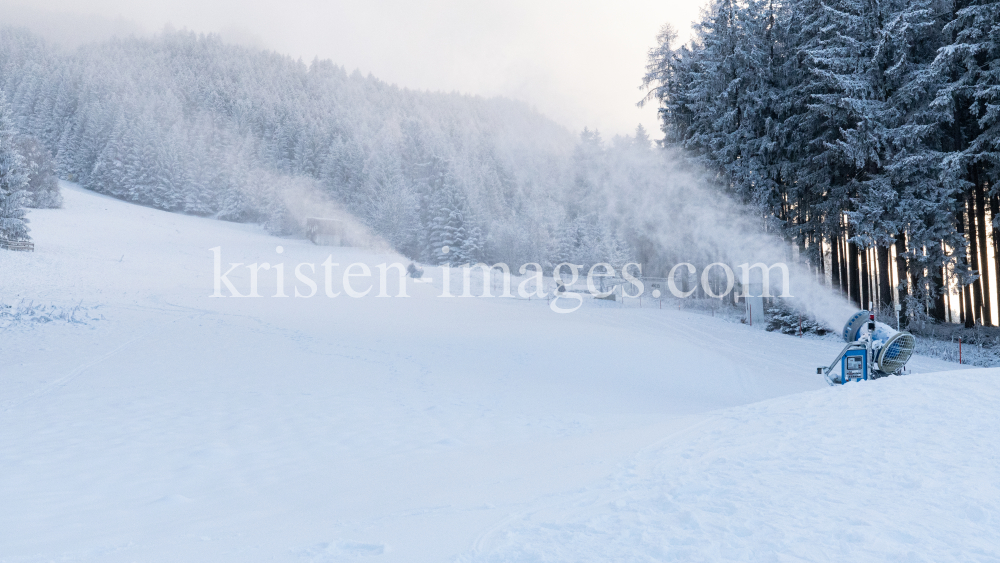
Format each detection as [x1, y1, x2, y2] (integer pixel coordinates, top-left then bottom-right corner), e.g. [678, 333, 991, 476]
[1, 184, 995, 562]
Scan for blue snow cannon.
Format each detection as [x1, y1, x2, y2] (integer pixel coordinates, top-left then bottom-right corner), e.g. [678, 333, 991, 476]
[841, 310, 915, 376]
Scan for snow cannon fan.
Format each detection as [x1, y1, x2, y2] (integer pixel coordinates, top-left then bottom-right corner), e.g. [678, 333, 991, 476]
[818, 309, 915, 384]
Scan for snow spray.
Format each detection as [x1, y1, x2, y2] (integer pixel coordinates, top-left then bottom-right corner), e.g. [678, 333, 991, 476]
[594, 148, 858, 330]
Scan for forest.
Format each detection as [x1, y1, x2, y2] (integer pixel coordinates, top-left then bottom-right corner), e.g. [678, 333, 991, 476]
[0, 27, 654, 273]
[643, 0, 998, 327]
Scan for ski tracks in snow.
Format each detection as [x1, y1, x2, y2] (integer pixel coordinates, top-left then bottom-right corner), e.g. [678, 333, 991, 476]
[1, 306, 210, 413]
[2, 334, 146, 412]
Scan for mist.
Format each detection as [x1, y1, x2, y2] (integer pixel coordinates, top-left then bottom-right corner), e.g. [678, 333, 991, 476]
[0, 0, 707, 137]
[568, 137, 859, 330]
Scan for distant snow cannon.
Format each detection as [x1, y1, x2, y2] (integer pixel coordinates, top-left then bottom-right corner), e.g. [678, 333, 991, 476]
[818, 309, 915, 385]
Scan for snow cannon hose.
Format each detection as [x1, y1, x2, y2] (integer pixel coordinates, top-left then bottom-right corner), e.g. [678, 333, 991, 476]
[841, 310, 915, 374]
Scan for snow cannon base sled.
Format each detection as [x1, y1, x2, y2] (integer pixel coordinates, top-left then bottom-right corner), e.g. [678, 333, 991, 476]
[818, 310, 915, 385]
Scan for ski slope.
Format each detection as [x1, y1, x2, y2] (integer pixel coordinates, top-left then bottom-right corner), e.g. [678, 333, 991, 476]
[0, 184, 995, 562]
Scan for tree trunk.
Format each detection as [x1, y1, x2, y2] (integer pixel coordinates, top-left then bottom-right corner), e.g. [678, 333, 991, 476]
[959, 279, 966, 325]
[895, 235, 909, 329]
[848, 227, 861, 308]
[945, 277, 953, 323]
[968, 190, 984, 324]
[841, 231, 850, 300]
[877, 244, 892, 309]
[932, 259, 948, 322]
[817, 232, 826, 283]
[974, 166, 993, 326]
[992, 192, 1000, 321]
[861, 245, 871, 309]
[957, 194, 975, 327]
[964, 281, 975, 328]
[831, 231, 842, 293]
[871, 247, 880, 307]
[955, 198, 975, 327]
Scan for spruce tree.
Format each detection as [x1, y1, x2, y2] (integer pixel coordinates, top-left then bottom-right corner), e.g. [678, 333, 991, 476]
[15, 135, 62, 208]
[0, 94, 30, 242]
[426, 165, 472, 265]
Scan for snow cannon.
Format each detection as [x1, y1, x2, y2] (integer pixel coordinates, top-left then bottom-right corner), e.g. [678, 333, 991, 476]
[819, 310, 915, 384]
[842, 310, 916, 374]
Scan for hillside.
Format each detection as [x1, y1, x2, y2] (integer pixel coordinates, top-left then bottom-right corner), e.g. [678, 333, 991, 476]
[0, 27, 582, 266]
[1, 185, 995, 562]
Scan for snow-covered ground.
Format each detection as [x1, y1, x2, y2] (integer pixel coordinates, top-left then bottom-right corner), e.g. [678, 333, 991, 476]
[1, 184, 995, 562]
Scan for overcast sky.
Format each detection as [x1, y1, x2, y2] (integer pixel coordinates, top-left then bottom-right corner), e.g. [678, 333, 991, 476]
[2, 0, 706, 138]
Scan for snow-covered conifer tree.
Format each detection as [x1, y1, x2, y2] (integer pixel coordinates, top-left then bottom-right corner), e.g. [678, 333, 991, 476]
[0, 94, 30, 242]
[15, 135, 62, 208]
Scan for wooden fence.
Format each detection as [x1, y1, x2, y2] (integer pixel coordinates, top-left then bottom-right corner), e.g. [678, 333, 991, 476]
[0, 239, 34, 252]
